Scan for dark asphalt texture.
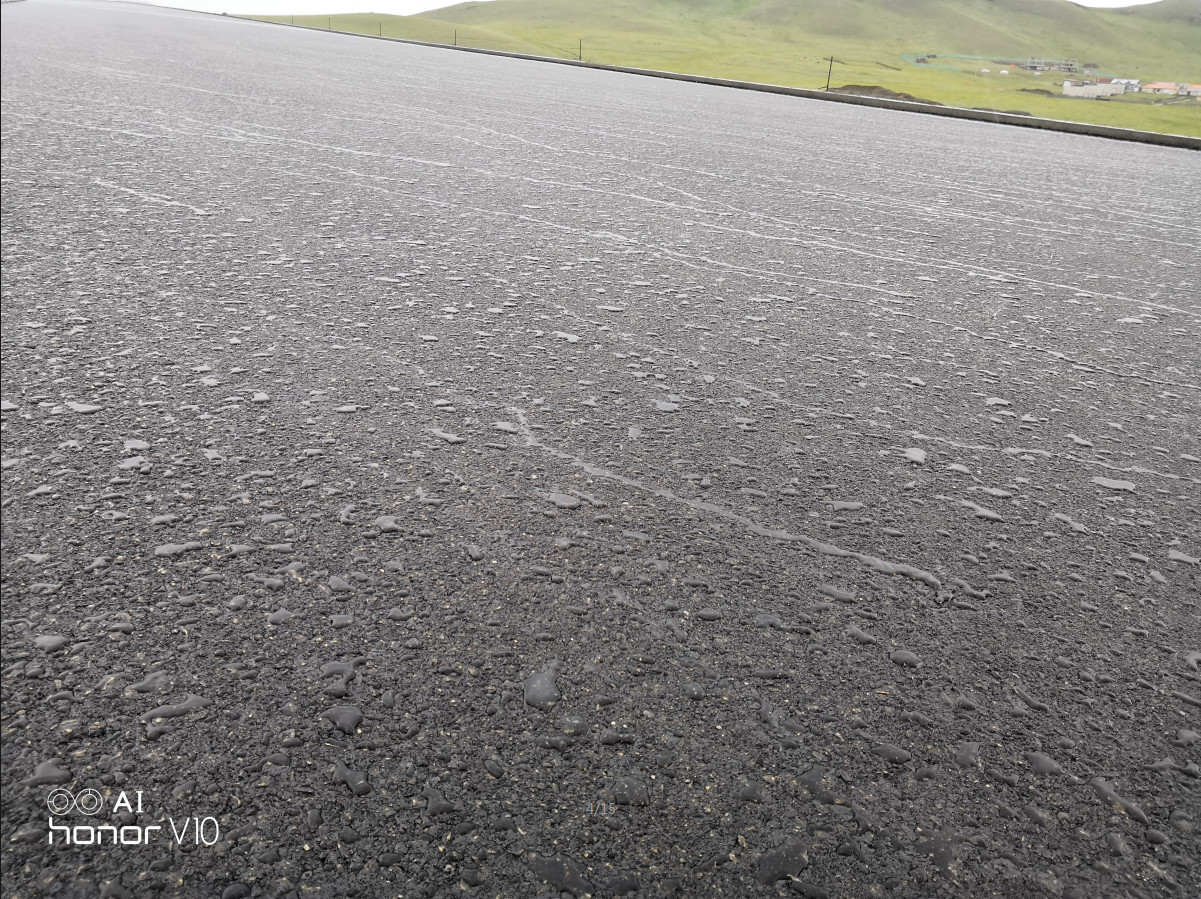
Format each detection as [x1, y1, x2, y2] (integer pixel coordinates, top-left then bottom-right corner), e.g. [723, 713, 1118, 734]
[2, 2, 1199, 897]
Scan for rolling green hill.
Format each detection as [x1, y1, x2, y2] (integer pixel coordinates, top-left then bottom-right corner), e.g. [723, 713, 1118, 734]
[250, 0, 1201, 136]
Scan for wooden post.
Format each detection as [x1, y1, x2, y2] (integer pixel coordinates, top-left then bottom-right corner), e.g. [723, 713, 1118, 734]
[825, 56, 834, 91]
[579, 39, 583, 61]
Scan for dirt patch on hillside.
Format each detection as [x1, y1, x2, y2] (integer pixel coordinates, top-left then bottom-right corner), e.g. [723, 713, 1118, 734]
[829, 84, 942, 105]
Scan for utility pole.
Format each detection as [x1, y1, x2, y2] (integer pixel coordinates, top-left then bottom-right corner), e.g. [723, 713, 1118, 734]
[825, 56, 834, 91]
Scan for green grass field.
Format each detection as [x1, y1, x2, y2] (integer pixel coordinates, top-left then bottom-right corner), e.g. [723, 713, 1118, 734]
[247, 0, 1201, 137]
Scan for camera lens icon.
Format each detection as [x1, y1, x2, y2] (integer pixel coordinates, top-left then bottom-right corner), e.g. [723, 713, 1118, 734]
[75, 789, 104, 815]
[46, 789, 74, 815]
[46, 788, 104, 816]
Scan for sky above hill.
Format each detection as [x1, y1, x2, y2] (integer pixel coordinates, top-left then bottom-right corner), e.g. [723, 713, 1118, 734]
[122, 0, 1170, 18]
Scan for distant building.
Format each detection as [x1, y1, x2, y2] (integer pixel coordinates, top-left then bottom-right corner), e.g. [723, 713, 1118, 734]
[1110, 78, 1141, 93]
[1143, 82, 1186, 95]
[1186, 85, 1201, 97]
[1062, 79, 1125, 98]
[1024, 58, 1079, 73]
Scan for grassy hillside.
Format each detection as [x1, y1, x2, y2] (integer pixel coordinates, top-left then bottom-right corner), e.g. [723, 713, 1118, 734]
[249, 0, 1201, 136]
[1108, 0, 1201, 24]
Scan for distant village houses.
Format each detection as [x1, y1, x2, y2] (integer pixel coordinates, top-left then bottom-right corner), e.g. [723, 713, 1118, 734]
[1062, 78, 1137, 98]
[1062, 79, 1201, 99]
[1141, 81, 1201, 96]
[1023, 58, 1078, 73]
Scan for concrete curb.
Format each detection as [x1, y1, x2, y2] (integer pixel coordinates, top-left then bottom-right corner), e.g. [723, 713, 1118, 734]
[236, 19, 1199, 150]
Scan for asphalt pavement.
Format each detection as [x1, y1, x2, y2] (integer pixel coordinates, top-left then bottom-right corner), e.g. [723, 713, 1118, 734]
[2, 2, 1199, 897]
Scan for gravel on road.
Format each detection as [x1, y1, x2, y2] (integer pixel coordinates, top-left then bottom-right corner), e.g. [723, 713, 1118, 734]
[2, 2, 1198, 897]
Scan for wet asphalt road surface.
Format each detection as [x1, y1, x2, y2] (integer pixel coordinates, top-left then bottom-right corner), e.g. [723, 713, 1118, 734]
[2, 2, 1199, 897]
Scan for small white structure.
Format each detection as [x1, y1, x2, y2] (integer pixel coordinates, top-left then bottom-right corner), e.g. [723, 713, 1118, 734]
[999, 69, 1009, 76]
[981, 68, 990, 74]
